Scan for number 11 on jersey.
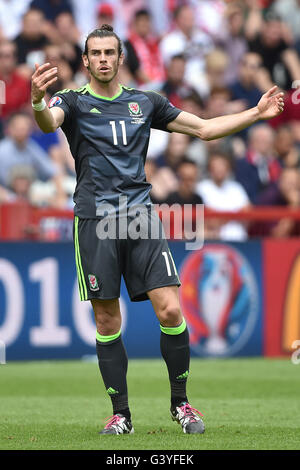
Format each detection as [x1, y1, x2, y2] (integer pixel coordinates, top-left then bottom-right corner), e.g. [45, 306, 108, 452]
[109, 120, 127, 146]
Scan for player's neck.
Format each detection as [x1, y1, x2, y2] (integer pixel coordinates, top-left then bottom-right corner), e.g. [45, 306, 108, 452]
[88, 78, 122, 99]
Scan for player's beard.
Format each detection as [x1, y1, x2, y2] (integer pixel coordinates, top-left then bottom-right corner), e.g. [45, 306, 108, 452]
[87, 58, 120, 84]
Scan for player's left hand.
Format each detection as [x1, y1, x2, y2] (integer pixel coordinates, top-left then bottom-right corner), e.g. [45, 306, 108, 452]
[257, 85, 285, 120]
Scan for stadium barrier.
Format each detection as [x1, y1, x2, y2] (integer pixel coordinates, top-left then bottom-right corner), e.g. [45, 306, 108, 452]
[0, 202, 299, 360]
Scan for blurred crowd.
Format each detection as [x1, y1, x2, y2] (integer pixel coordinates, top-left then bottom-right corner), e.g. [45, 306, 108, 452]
[1, 0, 300, 240]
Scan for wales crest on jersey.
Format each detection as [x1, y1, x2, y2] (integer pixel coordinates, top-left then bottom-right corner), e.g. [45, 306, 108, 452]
[128, 102, 142, 117]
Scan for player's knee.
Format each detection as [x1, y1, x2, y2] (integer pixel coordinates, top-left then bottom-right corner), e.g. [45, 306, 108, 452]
[92, 299, 121, 336]
[158, 304, 182, 327]
[95, 311, 121, 336]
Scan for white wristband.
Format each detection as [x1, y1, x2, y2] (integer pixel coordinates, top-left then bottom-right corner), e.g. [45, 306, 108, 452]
[32, 98, 46, 111]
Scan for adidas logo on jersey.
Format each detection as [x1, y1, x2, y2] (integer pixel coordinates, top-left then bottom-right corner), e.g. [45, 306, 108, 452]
[90, 108, 101, 114]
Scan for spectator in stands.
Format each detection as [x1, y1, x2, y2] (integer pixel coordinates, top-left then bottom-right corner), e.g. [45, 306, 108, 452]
[30, 118, 76, 189]
[117, 9, 144, 86]
[204, 86, 245, 121]
[197, 151, 251, 241]
[148, 165, 177, 204]
[54, 11, 82, 75]
[164, 159, 203, 240]
[0, 40, 31, 121]
[0, 112, 68, 207]
[274, 125, 300, 168]
[187, 84, 235, 170]
[257, 166, 300, 207]
[169, 91, 207, 174]
[248, 11, 300, 90]
[7, 164, 35, 202]
[160, 4, 213, 91]
[124, 9, 165, 86]
[165, 159, 203, 206]
[14, 8, 49, 78]
[43, 44, 74, 95]
[0, 112, 57, 187]
[196, 49, 229, 100]
[160, 55, 200, 110]
[230, 52, 267, 109]
[180, 92, 204, 117]
[155, 132, 191, 170]
[188, 87, 243, 167]
[204, 87, 231, 119]
[217, 2, 248, 86]
[120, 44, 141, 87]
[235, 124, 282, 203]
[148, 133, 191, 203]
[250, 167, 300, 237]
[229, 51, 268, 139]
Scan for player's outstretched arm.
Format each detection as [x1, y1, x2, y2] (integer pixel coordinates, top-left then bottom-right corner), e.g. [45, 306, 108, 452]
[31, 63, 64, 133]
[167, 86, 284, 141]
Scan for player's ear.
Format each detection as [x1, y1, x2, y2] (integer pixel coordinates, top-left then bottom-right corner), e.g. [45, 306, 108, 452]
[82, 54, 89, 68]
[119, 52, 125, 66]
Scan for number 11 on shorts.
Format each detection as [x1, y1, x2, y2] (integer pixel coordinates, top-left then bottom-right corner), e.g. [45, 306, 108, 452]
[162, 251, 177, 277]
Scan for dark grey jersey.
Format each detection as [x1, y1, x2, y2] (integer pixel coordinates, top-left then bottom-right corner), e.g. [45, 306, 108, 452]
[49, 84, 182, 218]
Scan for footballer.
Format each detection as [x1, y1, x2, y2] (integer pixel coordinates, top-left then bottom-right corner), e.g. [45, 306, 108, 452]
[31, 25, 284, 435]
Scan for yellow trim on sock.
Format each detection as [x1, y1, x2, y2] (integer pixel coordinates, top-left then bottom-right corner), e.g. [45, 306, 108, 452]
[96, 330, 121, 343]
[160, 319, 186, 335]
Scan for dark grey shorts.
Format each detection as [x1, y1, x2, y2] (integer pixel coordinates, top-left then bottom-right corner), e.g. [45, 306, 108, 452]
[73, 211, 181, 302]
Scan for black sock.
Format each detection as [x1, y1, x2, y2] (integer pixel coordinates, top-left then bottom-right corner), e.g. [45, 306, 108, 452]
[96, 332, 131, 421]
[160, 320, 190, 408]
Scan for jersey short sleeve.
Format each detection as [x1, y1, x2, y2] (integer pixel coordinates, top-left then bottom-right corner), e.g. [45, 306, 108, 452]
[146, 91, 182, 131]
[48, 90, 77, 127]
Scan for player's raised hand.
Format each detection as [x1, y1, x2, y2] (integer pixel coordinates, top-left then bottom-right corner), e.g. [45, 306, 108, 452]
[257, 85, 285, 120]
[31, 63, 58, 104]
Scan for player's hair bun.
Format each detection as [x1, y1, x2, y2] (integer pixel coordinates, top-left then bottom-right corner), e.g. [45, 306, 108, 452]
[99, 24, 114, 32]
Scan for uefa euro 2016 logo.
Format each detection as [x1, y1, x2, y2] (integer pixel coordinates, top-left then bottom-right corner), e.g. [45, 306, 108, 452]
[180, 245, 258, 357]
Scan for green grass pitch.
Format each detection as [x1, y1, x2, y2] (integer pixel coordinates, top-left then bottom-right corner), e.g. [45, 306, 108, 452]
[0, 358, 299, 450]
